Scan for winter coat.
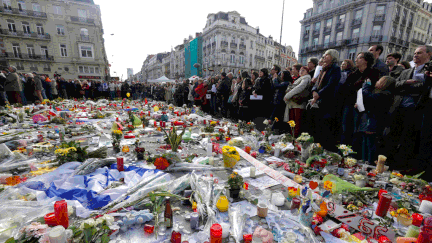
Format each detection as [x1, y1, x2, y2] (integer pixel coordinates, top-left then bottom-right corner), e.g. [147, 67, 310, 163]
[283, 74, 311, 122]
[4, 72, 22, 92]
[272, 77, 290, 105]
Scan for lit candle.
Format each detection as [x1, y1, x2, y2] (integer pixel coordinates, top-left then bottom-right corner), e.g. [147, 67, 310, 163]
[117, 157, 124, 172]
[250, 167, 256, 178]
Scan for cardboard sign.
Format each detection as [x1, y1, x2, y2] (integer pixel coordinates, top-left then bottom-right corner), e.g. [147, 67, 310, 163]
[235, 147, 395, 241]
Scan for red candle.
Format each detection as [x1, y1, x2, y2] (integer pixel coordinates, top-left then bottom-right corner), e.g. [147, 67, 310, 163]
[154, 121, 157, 127]
[144, 224, 154, 234]
[203, 120, 207, 125]
[54, 200, 69, 229]
[47, 115, 51, 120]
[116, 117, 119, 122]
[378, 189, 388, 198]
[117, 157, 124, 171]
[243, 234, 252, 243]
[170, 230, 181, 243]
[376, 193, 392, 217]
[245, 146, 251, 154]
[210, 224, 222, 243]
[148, 111, 150, 116]
[244, 182, 249, 190]
[44, 212, 58, 226]
[413, 213, 424, 227]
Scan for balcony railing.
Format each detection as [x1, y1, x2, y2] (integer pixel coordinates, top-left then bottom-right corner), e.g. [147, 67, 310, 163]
[0, 29, 50, 40]
[0, 52, 54, 61]
[373, 15, 385, 22]
[336, 21, 345, 30]
[80, 34, 90, 42]
[30, 67, 38, 71]
[230, 42, 237, 48]
[221, 41, 228, 47]
[312, 29, 320, 36]
[17, 66, 24, 71]
[323, 26, 332, 33]
[43, 67, 51, 72]
[369, 35, 383, 43]
[346, 37, 359, 45]
[303, 32, 310, 38]
[255, 55, 265, 61]
[239, 44, 246, 50]
[0, 7, 47, 18]
[70, 16, 95, 24]
[267, 56, 273, 60]
[351, 19, 362, 27]
[412, 39, 426, 45]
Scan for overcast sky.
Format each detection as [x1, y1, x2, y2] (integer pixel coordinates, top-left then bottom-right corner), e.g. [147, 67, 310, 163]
[99, 0, 313, 79]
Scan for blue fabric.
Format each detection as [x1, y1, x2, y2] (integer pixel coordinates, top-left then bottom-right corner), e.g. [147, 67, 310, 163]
[33, 165, 159, 210]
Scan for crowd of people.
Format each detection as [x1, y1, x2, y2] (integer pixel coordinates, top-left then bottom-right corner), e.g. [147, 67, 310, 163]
[150, 44, 432, 177]
[1, 44, 432, 176]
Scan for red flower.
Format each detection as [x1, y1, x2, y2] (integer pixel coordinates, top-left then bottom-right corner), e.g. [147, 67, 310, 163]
[154, 157, 169, 170]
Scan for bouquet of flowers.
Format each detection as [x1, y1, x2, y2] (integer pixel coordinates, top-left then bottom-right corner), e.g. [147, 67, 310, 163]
[111, 130, 123, 152]
[227, 172, 244, 190]
[296, 133, 314, 144]
[222, 146, 240, 168]
[337, 144, 356, 157]
[6, 222, 51, 243]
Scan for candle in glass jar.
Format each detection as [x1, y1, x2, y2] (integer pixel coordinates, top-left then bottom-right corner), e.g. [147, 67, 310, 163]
[117, 157, 124, 172]
[208, 157, 214, 166]
[190, 212, 199, 229]
[244, 145, 251, 154]
[291, 198, 301, 210]
[54, 200, 69, 229]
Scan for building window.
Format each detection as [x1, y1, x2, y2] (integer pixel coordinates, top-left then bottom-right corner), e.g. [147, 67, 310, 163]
[313, 37, 318, 46]
[32, 3, 41, 12]
[372, 25, 381, 36]
[352, 28, 360, 38]
[56, 25, 65, 35]
[396, 6, 401, 16]
[79, 45, 93, 58]
[18, 1, 26, 11]
[338, 14, 345, 23]
[81, 28, 89, 36]
[305, 25, 310, 35]
[7, 20, 16, 32]
[402, 9, 407, 20]
[22, 22, 30, 33]
[336, 32, 343, 41]
[239, 56, 245, 64]
[230, 54, 235, 63]
[27, 44, 35, 57]
[78, 9, 87, 19]
[60, 44, 67, 57]
[355, 9, 363, 20]
[3, 0, 11, 9]
[41, 46, 48, 57]
[12, 43, 20, 57]
[53, 5, 62, 15]
[348, 48, 357, 61]
[326, 18, 332, 27]
[376, 5, 385, 15]
[391, 26, 397, 37]
[36, 24, 44, 35]
[318, 3, 322, 13]
[324, 35, 330, 44]
[231, 36, 236, 43]
[315, 22, 320, 30]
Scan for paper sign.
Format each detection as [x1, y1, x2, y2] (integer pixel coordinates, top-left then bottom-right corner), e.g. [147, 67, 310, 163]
[248, 175, 280, 190]
[250, 95, 263, 100]
[235, 147, 396, 241]
[356, 88, 365, 112]
[234, 167, 264, 178]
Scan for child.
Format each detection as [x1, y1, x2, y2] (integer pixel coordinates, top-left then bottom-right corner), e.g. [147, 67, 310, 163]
[357, 76, 395, 164]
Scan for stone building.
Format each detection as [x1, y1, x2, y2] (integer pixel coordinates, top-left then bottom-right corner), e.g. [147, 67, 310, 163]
[0, 0, 109, 81]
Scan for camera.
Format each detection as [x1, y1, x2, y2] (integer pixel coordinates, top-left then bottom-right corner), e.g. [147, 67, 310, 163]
[424, 61, 432, 72]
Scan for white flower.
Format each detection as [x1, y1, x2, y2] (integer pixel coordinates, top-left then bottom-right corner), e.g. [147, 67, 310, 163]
[263, 120, 269, 125]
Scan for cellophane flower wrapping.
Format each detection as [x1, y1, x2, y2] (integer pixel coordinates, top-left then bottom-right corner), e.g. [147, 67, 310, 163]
[229, 204, 247, 243]
[190, 172, 217, 232]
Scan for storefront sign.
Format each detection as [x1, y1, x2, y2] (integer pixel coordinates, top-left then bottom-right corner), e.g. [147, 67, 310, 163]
[78, 76, 101, 79]
[235, 147, 395, 241]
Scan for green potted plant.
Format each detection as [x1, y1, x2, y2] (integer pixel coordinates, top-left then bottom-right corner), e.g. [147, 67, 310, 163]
[227, 172, 243, 199]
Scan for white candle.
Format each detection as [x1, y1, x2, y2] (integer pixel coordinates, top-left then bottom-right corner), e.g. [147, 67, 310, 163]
[207, 142, 213, 157]
[48, 226, 67, 243]
[250, 167, 256, 178]
[209, 157, 214, 166]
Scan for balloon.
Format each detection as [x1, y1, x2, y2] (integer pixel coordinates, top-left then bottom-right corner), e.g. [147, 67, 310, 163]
[154, 106, 159, 112]
[126, 93, 130, 98]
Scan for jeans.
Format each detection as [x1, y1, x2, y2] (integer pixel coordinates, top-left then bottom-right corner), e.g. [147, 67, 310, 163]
[209, 95, 216, 114]
[362, 133, 376, 164]
[41, 90, 47, 99]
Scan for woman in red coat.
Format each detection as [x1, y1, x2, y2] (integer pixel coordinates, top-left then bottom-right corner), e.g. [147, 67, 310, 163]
[194, 79, 207, 107]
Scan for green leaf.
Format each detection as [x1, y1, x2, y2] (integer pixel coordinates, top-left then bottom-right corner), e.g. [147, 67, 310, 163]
[413, 171, 425, 179]
[101, 233, 110, 243]
[5, 238, 16, 243]
[83, 227, 93, 243]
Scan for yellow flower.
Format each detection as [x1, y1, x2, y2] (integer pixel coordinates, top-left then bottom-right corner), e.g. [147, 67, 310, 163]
[288, 120, 296, 128]
[324, 181, 333, 193]
[210, 121, 217, 126]
[275, 117, 279, 122]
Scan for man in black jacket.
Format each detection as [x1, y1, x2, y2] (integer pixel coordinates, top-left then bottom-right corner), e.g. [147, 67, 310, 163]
[369, 44, 389, 77]
[217, 72, 231, 117]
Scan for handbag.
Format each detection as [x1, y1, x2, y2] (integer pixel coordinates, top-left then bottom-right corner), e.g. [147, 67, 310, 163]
[291, 89, 310, 104]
